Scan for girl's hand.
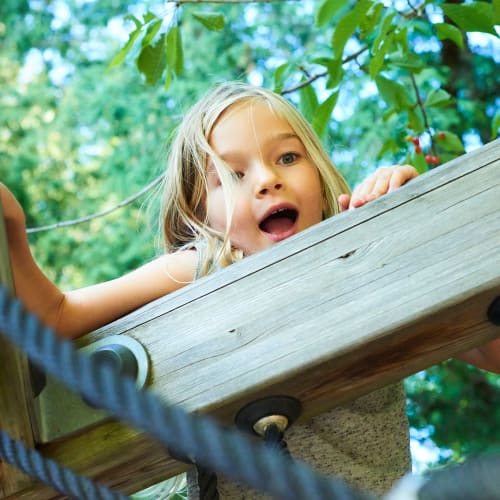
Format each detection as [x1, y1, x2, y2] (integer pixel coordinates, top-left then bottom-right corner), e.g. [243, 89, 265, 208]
[338, 165, 418, 212]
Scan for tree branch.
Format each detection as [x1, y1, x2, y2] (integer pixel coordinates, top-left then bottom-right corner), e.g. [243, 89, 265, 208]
[409, 73, 437, 157]
[26, 175, 164, 234]
[281, 46, 369, 95]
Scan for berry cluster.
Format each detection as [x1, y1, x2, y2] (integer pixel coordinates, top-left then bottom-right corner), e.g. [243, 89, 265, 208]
[425, 154, 440, 165]
[406, 132, 446, 166]
[408, 136, 422, 154]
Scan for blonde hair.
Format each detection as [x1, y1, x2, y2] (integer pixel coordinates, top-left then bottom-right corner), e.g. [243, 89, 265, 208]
[160, 81, 350, 276]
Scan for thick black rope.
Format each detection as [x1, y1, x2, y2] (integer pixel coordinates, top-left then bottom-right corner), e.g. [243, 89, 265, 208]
[0, 286, 373, 500]
[196, 465, 220, 500]
[263, 424, 292, 460]
[0, 430, 128, 499]
[417, 454, 500, 500]
[196, 422, 292, 499]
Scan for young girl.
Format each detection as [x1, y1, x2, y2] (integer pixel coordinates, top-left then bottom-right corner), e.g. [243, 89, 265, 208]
[2, 82, 499, 498]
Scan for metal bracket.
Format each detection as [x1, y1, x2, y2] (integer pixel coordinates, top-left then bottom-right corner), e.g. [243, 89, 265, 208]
[235, 396, 302, 437]
[32, 335, 150, 443]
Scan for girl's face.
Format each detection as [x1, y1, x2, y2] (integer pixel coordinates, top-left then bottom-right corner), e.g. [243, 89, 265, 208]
[206, 100, 324, 256]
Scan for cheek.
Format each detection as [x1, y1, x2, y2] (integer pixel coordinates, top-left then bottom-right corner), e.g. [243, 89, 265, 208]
[206, 191, 228, 232]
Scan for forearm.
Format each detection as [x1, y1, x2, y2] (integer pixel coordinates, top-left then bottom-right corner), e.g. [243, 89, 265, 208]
[55, 251, 198, 338]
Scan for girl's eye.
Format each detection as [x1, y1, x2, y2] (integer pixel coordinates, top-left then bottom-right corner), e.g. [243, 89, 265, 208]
[279, 152, 298, 165]
[233, 171, 245, 180]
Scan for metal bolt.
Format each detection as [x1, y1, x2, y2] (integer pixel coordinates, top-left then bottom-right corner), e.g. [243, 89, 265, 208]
[253, 415, 289, 437]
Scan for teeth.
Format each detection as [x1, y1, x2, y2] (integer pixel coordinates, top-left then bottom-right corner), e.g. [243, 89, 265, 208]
[271, 208, 287, 215]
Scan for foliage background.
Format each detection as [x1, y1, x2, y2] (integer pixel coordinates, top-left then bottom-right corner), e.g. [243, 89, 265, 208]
[1, 0, 499, 490]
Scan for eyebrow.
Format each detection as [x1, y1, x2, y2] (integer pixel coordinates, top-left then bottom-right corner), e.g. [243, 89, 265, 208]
[215, 132, 303, 162]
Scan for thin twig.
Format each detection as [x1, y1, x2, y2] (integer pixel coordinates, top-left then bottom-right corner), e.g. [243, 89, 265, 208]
[409, 73, 437, 157]
[26, 175, 164, 234]
[281, 46, 369, 95]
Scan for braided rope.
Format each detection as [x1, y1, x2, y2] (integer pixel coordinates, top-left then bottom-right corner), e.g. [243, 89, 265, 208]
[0, 430, 128, 499]
[196, 466, 220, 500]
[263, 423, 292, 459]
[0, 286, 373, 500]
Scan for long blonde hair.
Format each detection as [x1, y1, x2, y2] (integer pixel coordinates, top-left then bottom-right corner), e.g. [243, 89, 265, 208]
[160, 81, 350, 276]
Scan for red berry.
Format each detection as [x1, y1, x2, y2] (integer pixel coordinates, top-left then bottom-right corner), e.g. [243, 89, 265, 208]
[411, 137, 420, 146]
[432, 156, 440, 165]
[415, 145, 422, 154]
[425, 154, 433, 163]
[437, 132, 446, 140]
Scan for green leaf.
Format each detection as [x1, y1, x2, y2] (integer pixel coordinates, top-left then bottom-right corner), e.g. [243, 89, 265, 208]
[143, 11, 157, 24]
[108, 27, 142, 69]
[435, 23, 464, 48]
[491, 108, 500, 139]
[273, 63, 291, 93]
[299, 84, 318, 124]
[441, 2, 498, 36]
[166, 26, 183, 76]
[142, 18, 163, 48]
[369, 48, 385, 80]
[325, 58, 345, 88]
[388, 51, 424, 72]
[378, 137, 399, 159]
[375, 75, 414, 111]
[407, 108, 425, 134]
[315, 0, 348, 27]
[372, 10, 396, 53]
[425, 88, 452, 108]
[368, 12, 397, 79]
[331, 0, 372, 59]
[394, 25, 409, 53]
[136, 33, 167, 85]
[434, 131, 465, 153]
[411, 149, 428, 174]
[312, 91, 339, 140]
[124, 14, 142, 29]
[164, 68, 173, 90]
[192, 12, 225, 31]
[360, 2, 384, 39]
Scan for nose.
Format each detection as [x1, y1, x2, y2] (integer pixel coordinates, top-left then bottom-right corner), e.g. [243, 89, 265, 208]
[254, 163, 283, 197]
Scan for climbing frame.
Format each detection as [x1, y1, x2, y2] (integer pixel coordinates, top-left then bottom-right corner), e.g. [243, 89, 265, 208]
[1, 139, 499, 498]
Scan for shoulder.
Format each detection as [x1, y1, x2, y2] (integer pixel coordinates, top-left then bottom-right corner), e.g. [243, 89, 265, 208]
[124, 249, 198, 299]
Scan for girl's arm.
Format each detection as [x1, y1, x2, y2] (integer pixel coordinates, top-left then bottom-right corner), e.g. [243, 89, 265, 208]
[456, 342, 500, 374]
[1, 183, 196, 339]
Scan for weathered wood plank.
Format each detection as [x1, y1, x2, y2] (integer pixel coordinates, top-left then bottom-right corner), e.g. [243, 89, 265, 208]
[7, 140, 500, 498]
[0, 200, 36, 496]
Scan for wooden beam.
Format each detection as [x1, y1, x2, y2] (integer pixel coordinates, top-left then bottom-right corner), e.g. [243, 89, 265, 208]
[0, 201, 36, 496]
[6, 140, 500, 498]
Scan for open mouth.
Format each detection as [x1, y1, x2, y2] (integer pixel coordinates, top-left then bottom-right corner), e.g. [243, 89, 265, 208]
[259, 208, 298, 234]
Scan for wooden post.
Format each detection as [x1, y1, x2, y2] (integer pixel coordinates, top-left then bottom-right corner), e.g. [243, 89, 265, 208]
[3, 140, 500, 498]
[0, 200, 36, 496]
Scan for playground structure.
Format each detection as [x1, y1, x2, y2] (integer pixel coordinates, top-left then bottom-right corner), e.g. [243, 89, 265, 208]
[1, 139, 499, 498]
